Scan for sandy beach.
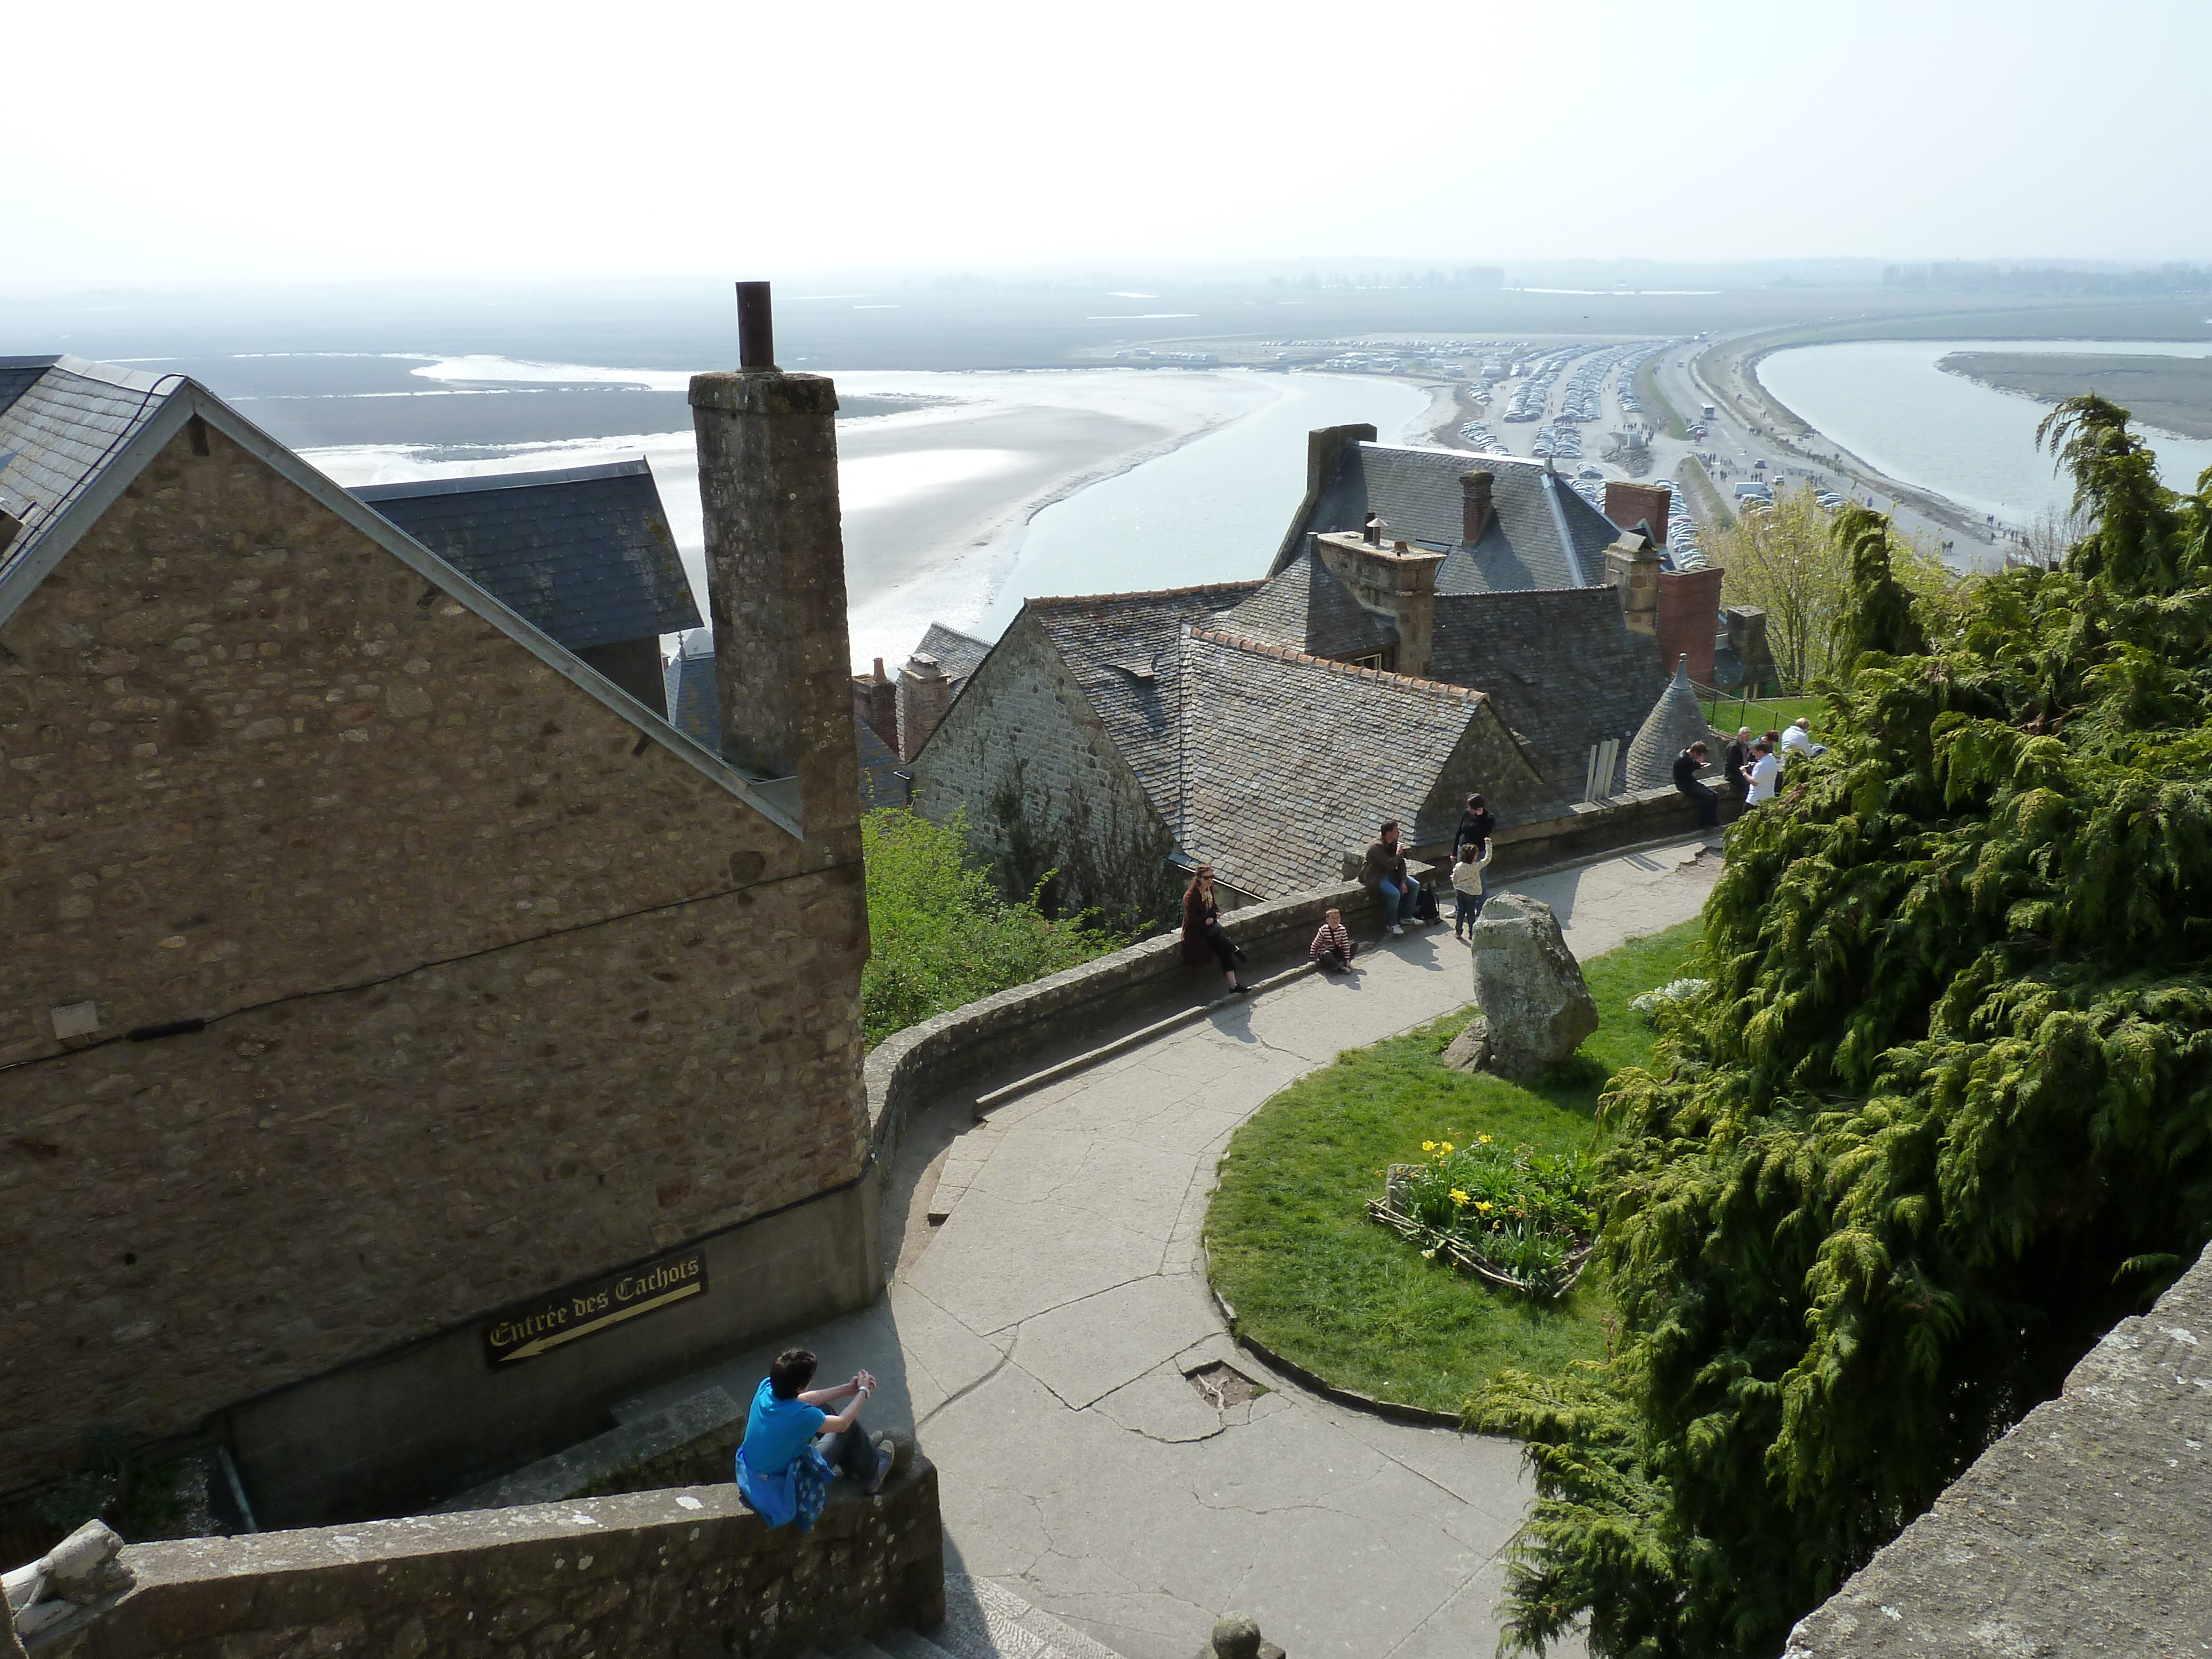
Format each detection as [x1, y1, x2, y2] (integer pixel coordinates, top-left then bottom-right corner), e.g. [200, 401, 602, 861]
[304, 360, 1281, 670]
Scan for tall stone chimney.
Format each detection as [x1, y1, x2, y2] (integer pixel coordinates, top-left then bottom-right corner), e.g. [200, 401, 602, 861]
[690, 281, 860, 837]
[896, 653, 952, 761]
[852, 656, 897, 751]
[1603, 529, 1662, 637]
[1460, 470, 1494, 545]
[1604, 481, 1672, 547]
[1311, 531, 1444, 679]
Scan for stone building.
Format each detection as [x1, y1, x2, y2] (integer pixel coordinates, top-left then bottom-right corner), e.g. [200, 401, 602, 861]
[0, 340, 874, 1526]
[667, 628, 909, 809]
[351, 458, 700, 716]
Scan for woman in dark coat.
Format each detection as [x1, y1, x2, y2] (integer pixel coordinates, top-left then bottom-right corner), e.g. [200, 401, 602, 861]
[1453, 792, 1496, 860]
[1181, 865, 1248, 995]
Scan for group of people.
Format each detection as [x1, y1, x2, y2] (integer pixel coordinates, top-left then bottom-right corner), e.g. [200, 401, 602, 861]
[1673, 715, 1823, 829]
[1177, 796, 1503, 992]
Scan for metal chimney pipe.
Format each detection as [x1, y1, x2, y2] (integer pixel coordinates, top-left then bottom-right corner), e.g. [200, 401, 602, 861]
[737, 281, 776, 371]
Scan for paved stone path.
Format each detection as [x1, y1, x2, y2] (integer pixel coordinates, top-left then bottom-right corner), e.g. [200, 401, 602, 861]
[630, 840, 1720, 1659]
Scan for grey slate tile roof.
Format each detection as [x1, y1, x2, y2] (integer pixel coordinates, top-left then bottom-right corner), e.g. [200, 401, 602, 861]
[1625, 655, 1723, 791]
[1025, 582, 1264, 810]
[1210, 551, 1396, 659]
[0, 356, 184, 582]
[1288, 444, 1619, 595]
[912, 622, 990, 694]
[352, 460, 701, 651]
[1428, 586, 1665, 794]
[1175, 629, 1529, 900]
[666, 629, 906, 808]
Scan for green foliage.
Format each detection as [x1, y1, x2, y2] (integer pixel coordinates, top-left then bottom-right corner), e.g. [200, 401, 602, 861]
[1204, 922, 1702, 1415]
[1387, 1136, 1597, 1296]
[1829, 505, 1929, 668]
[859, 807, 1125, 1047]
[1473, 395, 2212, 1657]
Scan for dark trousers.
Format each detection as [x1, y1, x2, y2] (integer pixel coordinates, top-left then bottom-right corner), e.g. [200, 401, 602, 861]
[1203, 920, 1239, 974]
[1454, 889, 1486, 931]
[817, 1417, 878, 1483]
[1678, 779, 1719, 829]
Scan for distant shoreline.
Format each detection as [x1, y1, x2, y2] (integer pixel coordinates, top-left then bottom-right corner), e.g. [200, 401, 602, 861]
[1936, 350, 2212, 441]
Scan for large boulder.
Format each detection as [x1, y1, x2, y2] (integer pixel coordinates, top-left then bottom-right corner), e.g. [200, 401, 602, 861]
[1449, 893, 1598, 1079]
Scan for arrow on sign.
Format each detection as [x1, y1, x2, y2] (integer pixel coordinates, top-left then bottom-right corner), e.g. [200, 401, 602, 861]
[495, 1281, 705, 1363]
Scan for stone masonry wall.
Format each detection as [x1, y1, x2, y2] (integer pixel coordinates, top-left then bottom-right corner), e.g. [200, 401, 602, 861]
[27, 1462, 944, 1659]
[907, 612, 1171, 924]
[0, 423, 870, 1493]
[1656, 566, 1724, 688]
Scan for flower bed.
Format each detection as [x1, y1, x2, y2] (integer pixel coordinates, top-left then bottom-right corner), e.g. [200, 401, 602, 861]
[1366, 1137, 1595, 1298]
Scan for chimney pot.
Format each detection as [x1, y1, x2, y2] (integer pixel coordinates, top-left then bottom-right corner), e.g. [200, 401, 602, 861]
[1460, 469, 1494, 545]
[1363, 513, 1383, 546]
[872, 656, 886, 681]
[737, 280, 776, 371]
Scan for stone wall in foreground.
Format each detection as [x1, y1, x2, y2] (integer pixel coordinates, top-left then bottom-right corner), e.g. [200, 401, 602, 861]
[27, 1462, 943, 1659]
[1785, 1245, 2212, 1656]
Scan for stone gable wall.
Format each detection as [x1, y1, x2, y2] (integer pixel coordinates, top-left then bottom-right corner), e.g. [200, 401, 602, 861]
[907, 614, 1172, 925]
[0, 424, 870, 1503]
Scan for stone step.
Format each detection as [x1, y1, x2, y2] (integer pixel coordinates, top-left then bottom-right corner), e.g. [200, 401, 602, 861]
[925, 1573, 1131, 1659]
[433, 1385, 742, 1512]
[875, 1632, 969, 1659]
[926, 1125, 1001, 1225]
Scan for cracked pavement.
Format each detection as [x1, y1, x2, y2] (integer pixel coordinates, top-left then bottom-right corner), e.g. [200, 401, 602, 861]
[625, 840, 1718, 1659]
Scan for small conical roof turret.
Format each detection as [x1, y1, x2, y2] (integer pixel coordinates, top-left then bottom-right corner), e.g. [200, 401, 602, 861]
[1625, 655, 1722, 791]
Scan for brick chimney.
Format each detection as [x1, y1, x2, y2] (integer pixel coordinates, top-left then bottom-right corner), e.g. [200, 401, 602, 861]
[1311, 531, 1445, 678]
[1460, 470, 1494, 545]
[852, 656, 897, 751]
[1604, 481, 1672, 547]
[690, 281, 860, 837]
[1656, 566, 1724, 687]
[896, 652, 952, 761]
[1603, 529, 1662, 637]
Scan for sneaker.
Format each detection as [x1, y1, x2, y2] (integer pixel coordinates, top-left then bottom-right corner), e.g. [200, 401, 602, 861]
[868, 1445, 894, 1494]
[1388, 924, 1404, 936]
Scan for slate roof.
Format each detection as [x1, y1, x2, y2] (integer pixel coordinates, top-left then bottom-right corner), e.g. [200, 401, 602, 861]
[667, 629, 907, 808]
[0, 356, 185, 583]
[1428, 587, 1665, 794]
[1625, 655, 1721, 791]
[1175, 630, 1540, 900]
[352, 461, 700, 651]
[1210, 551, 1397, 659]
[912, 622, 990, 694]
[1284, 444, 1620, 595]
[1024, 582, 1264, 808]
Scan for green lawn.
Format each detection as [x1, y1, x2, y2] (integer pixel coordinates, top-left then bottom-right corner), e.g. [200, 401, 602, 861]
[1204, 921, 1703, 1417]
[1700, 693, 1825, 735]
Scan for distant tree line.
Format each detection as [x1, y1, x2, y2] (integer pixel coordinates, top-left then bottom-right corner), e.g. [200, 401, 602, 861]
[1882, 260, 2212, 294]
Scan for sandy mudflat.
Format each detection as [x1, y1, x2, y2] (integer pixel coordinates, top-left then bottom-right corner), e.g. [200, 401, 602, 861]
[304, 362, 1277, 670]
[1939, 351, 2212, 440]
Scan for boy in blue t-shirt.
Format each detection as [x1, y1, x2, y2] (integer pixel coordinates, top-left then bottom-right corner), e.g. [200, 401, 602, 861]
[735, 1347, 891, 1531]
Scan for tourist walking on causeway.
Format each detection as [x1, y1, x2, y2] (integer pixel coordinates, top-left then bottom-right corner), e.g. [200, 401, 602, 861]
[1363, 821, 1425, 936]
[1722, 727, 1754, 804]
[1673, 740, 1720, 830]
[1310, 907, 1357, 974]
[1182, 864, 1249, 994]
[1452, 792, 1495, 859]
[735, 1348, 892, 1534]
[1746, 738, 1781, 805]
[1451, 837, 1494, 938]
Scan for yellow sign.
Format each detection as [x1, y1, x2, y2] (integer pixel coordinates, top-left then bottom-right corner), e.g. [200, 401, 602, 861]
[482, 1249, 709, 1366]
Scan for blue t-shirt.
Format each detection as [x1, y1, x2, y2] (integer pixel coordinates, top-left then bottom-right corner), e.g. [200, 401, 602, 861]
[741, 1376, 826, 1476]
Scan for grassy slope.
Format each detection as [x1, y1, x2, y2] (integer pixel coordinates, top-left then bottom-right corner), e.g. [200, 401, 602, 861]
[1206, 921, 1704, 1416]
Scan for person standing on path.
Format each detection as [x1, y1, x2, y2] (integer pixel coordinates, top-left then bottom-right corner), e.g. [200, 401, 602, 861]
[1362, 821, 1424, 936]
[735, 1349, 890, 1534]
[1452, 792, 1495, 859]
[1746, 739, 1781, 804]
[1182, 865, 1248, 994]
[1450, 838, 1494, 938]
[1722, 727, 1754, 803]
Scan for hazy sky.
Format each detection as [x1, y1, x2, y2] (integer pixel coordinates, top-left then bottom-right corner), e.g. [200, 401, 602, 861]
[12, 0, 2209, 296]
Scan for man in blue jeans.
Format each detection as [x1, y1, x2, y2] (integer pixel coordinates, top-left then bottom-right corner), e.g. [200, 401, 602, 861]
[735, 1347, 892, 1533]
[1361, 821, 1426, 936]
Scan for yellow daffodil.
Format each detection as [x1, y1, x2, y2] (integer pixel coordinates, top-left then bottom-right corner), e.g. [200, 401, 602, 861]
[1421, 1141, 1436, 1152]
[1450, 1188, 1470, 1206]
[1475, 1200, 1493, 1214]
[1478, 1133, 1493, 1145]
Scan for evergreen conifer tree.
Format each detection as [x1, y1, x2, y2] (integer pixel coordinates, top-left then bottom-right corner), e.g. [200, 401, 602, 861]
[1475, 397, 2212, 1657]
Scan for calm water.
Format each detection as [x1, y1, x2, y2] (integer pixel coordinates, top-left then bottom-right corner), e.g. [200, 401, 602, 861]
[978, 374, 1428, 631]
[1759, 340, 2212, 527]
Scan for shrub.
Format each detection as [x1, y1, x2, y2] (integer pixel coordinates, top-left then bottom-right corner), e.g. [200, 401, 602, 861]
[1380, 1136, 1596, 1297]
[860, 807, 1126, 1047]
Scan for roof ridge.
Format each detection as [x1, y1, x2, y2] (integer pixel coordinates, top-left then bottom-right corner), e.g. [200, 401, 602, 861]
[349, 458, 652, 499]
[1434, 583, 1619, 601]
[1027, 580, 1262, 609]
[1187, 627, 1488, 703]
[1359, 440, 1545, 470]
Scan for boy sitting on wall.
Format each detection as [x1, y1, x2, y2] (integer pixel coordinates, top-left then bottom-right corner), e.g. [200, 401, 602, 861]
[735, 1348, 893, 1532]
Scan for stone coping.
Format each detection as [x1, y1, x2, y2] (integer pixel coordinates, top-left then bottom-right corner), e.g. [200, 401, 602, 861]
[1785, 1244, 2212, 1655]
